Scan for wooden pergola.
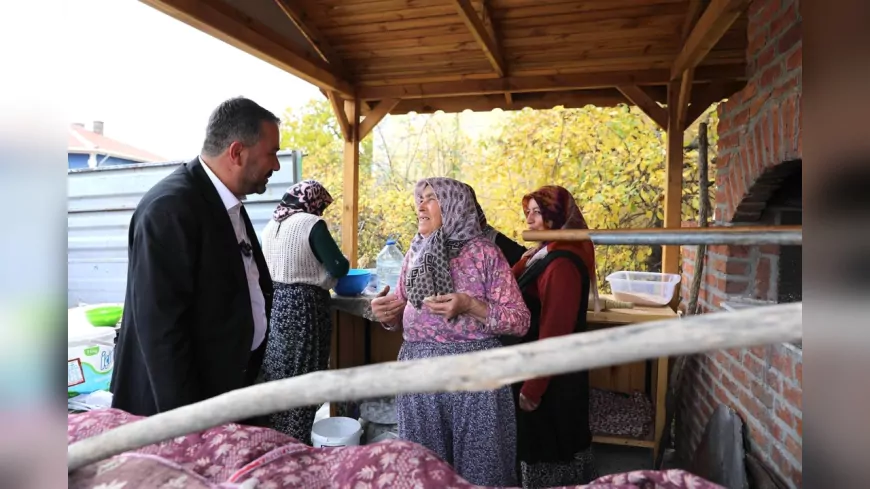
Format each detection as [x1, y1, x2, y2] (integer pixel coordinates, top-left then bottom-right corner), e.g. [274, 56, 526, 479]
[140, 0, 751, 459]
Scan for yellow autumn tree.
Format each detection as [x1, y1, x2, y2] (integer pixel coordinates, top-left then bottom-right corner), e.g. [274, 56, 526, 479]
[280, 98, 717, 285]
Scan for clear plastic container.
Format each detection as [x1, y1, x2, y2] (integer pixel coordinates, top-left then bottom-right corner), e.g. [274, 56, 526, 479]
[605, 271, 681, 307]
[376, 239, 404, 292]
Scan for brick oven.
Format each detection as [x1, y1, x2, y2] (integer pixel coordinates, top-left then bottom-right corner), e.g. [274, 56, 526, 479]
[676, 0, 802, 487]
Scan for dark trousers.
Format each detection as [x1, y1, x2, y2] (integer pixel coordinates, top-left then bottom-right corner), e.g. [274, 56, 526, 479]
[238, 341, 270, 427]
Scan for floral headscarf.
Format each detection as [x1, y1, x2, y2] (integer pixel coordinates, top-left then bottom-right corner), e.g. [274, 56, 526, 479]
[272, 180, 333, 222]
[405, 177, 483, 309]
[514, 185, 601, 312]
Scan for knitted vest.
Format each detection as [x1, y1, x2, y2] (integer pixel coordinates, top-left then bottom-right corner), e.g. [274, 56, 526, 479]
[262, 213, 337, 290]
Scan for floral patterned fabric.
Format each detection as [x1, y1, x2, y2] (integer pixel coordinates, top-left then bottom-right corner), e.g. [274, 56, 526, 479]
[69, 409, 725, 489]
[387, 236, 531, 343]
[272, 180, 333, 222]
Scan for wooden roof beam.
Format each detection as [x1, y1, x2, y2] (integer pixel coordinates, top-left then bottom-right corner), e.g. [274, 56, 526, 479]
[671, 0, 749, 80]
[328, 92, 351, 142]
[390, 89, 626, 115]
[273, 0, 347, 76]
[359, 99, 400, 140]
[683, 81, 746, 129]
[453, 0, 506, 77]
[359, 65, 745, 101]
[617, 85, 668, 130]
[140, 0, 353, 96]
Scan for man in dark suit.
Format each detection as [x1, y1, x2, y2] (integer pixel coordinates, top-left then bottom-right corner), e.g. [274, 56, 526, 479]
[111, 97, 280, 417]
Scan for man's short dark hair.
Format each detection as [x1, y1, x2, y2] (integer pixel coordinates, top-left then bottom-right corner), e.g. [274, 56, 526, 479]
[201, 97, 280, 157]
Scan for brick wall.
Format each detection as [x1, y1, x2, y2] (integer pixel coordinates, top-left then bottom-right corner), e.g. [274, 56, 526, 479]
[677, 344, 803, 487]
[676, 0, 802, 486]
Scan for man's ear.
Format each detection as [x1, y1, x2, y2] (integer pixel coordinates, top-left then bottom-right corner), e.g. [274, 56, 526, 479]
[228, 141, 245, 165]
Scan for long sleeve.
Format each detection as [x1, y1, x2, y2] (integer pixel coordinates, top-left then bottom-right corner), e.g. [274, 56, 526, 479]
[308, 220, 349, 278]
[481, 248, 531, 337]
[520, 257, 584, 404]
[128, 200, 200, 411]
[494, 232, 527, 268]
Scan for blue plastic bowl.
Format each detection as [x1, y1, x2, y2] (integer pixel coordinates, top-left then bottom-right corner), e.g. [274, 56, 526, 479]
[334, 269, 372, 297]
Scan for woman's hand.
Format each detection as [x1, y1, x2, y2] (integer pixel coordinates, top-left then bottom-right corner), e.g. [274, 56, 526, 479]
[370, 285, 406, 324]
[519, 393, 540, 412]
[423, 293, 472, 320]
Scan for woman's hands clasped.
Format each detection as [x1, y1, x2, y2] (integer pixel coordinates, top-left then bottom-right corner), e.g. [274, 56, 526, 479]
[370, 285, 407, 324]
[423, 293, 472, 320]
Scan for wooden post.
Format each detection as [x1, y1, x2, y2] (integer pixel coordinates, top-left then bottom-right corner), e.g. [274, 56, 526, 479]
[654, 79, 685, 463]
[341, 98, 361, 268]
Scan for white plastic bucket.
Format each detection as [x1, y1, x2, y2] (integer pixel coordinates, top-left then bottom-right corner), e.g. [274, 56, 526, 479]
[311, 417, 363, 448]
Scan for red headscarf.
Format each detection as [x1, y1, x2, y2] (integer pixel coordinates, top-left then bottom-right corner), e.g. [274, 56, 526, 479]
[513, 185, 601, 311]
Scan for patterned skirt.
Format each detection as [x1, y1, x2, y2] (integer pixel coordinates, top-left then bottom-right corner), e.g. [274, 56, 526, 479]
[396, 338, 518, 487]
[261, 282, 332, 443]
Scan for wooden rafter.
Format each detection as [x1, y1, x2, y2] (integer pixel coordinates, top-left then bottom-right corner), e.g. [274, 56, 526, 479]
[359, 65, 745, 101]
[617, 85, 668, 129]
[452, 0, 506, 77]
[359, 99, 400, 140]
[140, 0, 352, 95]
[683, 81, 745, 130]
[676, 69, 695, 132]
[273, 0, 346, 74]
[671, 0, 749, 80]
[328, 92, 351, 142]
[681, 0, 705, 43]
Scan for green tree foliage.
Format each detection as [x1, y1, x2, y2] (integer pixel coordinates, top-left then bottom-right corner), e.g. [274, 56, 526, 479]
[279, 99, 718, 285]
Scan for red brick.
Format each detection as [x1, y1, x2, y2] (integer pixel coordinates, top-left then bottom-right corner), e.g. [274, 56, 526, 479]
[771, 106, 783, 162]
[739, 389, 770, 427]
[715, 385, 729, 404]
[741, 79, 759, 104]
[748, 29, 770, 58]
[731, 363, 750, 386]
[730, 246, 752, 259]
[731, 107, 750, 128]
[795, 415, 802, 436]
[795, 361, 802, 385]
[760, 244, 780, 254]
[771, 446, 797, 484]
[743, 352, 765, 377]
[750, 89, 773, 118]
[790, 467, 802, 488]
[777, 21, 802, 54]
[773, 73, 800, 101]
[750, 346, 768, 360]
[755, 43, 777, 71]
[747, 419, 771, 453]
[759, 63, 784, 91]
[771, 345, 794, 377]
[764, 114, 776, 165]
[721, 371, 740, 394]
[751, 380, 775, 408]
[770, 4, 798, 39]
[776, 402, 796, 429]
[784, 434, 803, 463]
[711, 293, 724, 308]
[783, 383, 802, 410]
[765, 369, 783, 393]
[726, 278, 750, 295]
[786, 44, 802, 71]
[755, 124, 770, 170]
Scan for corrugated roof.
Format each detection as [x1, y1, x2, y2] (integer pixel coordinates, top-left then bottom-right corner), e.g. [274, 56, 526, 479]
[68, 124, 164, 163]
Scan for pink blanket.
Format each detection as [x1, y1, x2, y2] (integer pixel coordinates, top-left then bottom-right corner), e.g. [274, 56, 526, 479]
[69, 409, 722, 489]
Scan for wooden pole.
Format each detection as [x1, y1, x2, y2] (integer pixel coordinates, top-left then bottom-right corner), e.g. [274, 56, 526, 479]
[68, 303, 802, 472]
[656, 122, 710, 469]
[341, 98, 361, 268]
[688, 123, 711, 315]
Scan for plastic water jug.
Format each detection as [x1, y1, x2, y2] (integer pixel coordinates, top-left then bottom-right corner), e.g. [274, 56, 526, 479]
[376, 239, 404, 292]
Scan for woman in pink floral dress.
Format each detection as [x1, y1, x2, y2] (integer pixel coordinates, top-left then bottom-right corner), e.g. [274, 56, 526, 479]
[371, 177, 531, 487]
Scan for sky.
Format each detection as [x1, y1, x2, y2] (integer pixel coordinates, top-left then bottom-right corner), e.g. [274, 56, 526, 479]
[65, 0, 321, 160]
